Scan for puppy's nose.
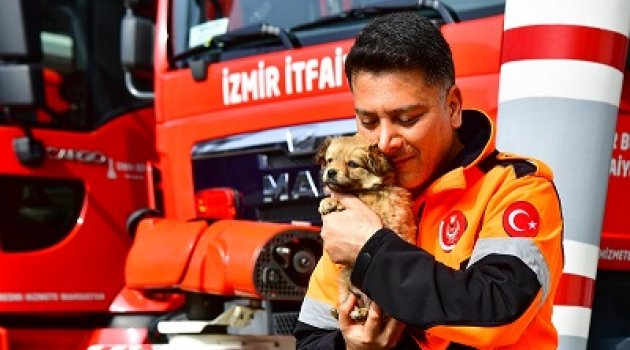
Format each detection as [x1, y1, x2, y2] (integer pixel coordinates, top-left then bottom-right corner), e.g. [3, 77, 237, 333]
[326, 169, 337, 181]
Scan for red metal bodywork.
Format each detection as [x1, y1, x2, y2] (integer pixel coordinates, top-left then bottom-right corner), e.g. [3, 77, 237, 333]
[0, 107, 184, 348]
[0, 107, 155, 312]
[599, 72, 630, 271]
[0, 1, 174, 348]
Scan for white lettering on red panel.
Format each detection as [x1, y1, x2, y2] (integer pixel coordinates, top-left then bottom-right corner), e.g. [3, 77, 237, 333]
[600, 247, 630, 262]
[0, 292, 105, 302]
[611, 131, 630, 177]
[222, 47, 346, 106]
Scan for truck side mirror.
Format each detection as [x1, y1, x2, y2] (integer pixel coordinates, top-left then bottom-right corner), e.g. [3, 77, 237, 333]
[0, 0, 45, 109]
[120, 9, 155, 99]
[1, 0, 46, 167]
[0, 65, 44, 107]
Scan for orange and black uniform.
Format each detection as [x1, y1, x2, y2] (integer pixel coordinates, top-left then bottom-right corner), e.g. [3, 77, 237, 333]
[294, 110, 564, 349]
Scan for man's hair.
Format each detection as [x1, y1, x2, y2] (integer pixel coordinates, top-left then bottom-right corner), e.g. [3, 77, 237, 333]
[345, 12, 455, 90]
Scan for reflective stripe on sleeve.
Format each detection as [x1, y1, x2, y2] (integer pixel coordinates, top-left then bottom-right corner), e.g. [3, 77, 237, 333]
[298, 295, 339, 330]
[468, 237, 551, 301]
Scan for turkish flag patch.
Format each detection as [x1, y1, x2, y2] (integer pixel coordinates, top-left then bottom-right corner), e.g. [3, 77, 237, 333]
[439, 210, 467, 252]
[502, 201, 540, 237]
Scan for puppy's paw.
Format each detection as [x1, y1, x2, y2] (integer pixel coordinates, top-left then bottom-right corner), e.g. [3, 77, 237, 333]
[349, 307, 369, 323]
[319, 197, 345, 215]
[330, 307, 339, 320]
[329, 306, 368, 323]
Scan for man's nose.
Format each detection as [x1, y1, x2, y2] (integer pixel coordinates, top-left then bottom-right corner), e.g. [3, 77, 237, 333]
[377, 124, 402, 155]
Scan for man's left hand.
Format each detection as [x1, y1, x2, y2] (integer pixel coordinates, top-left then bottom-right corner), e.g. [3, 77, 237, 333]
[339, 294, 405, 350]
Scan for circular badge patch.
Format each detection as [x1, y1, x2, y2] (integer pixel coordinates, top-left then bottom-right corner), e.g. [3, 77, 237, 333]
[439, 210, 467, 252]
[502, 201, 540, 237]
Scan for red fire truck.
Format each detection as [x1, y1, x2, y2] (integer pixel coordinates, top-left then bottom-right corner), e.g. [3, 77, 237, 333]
[0, 0, 182, 348]
[120, 0, 630, 349]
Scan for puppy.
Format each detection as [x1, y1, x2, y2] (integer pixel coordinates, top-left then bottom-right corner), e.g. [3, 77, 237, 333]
[316, 133, 417, 322]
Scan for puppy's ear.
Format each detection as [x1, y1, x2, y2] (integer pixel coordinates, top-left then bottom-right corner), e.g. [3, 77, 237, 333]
[315, 137, 332, 166]
[367, 144, 392, 176]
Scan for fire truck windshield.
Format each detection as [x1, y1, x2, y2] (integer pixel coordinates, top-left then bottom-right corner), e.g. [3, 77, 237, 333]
[224, 0, 507, 32]
[171, 0, 504, 66]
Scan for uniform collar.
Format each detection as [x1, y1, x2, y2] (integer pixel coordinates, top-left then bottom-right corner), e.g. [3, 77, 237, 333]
[424, 109, 496, 195]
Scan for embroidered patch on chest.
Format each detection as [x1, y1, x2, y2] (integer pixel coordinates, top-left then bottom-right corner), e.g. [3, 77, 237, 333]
[502, 201, 540, 237]
[439, 210, 468, 252]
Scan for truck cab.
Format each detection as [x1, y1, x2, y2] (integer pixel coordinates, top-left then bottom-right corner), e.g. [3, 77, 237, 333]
[0, 1, 177, 348]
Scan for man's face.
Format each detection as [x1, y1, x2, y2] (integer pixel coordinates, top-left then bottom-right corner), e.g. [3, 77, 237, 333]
[352, 69, 463, 192]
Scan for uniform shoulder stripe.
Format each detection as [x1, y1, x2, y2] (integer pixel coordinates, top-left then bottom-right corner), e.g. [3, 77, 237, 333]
[478, 151, 552, 180]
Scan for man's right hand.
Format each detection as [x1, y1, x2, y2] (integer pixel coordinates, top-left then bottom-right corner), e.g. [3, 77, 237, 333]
[338, 293, 405, 350]
[320, 193, 383, 266]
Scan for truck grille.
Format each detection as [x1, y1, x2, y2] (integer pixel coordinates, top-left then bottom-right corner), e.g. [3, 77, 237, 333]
[273, 312, 299, 335]
[192, 119, 355, 225]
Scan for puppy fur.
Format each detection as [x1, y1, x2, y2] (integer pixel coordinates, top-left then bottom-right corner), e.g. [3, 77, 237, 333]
[316, 134, 417, 321]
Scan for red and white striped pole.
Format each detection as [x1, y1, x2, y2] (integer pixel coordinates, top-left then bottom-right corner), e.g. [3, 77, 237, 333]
[497, 1, 629, 349]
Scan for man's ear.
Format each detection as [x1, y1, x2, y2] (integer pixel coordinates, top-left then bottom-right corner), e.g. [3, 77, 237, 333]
[315, 137, 332, 166]
[447, 85, 463, 128]
[367, 144, 392, 176]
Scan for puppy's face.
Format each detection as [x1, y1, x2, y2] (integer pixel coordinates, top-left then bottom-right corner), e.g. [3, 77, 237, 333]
[316, 135, 394, 192]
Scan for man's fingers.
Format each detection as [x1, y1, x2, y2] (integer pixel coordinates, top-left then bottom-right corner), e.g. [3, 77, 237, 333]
[337, 293, 356, 327]
[362, 300, 383, 335]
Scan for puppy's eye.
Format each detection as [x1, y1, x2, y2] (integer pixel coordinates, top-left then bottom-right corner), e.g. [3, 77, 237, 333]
[347, 161, 360, 168]
[326, 158, 333, 164]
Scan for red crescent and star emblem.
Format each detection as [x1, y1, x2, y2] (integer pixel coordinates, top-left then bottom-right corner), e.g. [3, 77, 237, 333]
[439, 210, 467, 252]
[502, 201, 540, 237]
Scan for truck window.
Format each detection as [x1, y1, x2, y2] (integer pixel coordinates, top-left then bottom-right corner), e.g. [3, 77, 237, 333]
[170, 0, 358, 65]
[0, 176, 84, 252]
[169, 0, 504, 68]
[38, 2, 88, 129]
[1, 0, 152, 131]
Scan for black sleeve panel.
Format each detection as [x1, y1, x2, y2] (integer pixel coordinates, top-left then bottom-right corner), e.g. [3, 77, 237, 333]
[294, 320, 345, 350]
[294, 320, 422, 350]
[350, 229, 541, 329]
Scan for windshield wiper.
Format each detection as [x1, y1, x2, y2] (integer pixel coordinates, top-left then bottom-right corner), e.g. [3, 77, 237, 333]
[221, 22, 300, 49]
[173, 22, 300, 82]
[290, 0, 455, 32]
[173, 22, 299, 63]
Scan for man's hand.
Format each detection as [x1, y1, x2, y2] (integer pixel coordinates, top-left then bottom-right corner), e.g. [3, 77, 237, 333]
[339, 294, 405, 350]
[320, 193, 383, 266]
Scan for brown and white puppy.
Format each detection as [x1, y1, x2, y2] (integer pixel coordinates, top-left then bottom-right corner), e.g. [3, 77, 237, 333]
[316, 133, 417, 321]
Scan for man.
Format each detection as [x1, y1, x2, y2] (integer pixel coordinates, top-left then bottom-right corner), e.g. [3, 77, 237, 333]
[294, 11, 564, 350]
